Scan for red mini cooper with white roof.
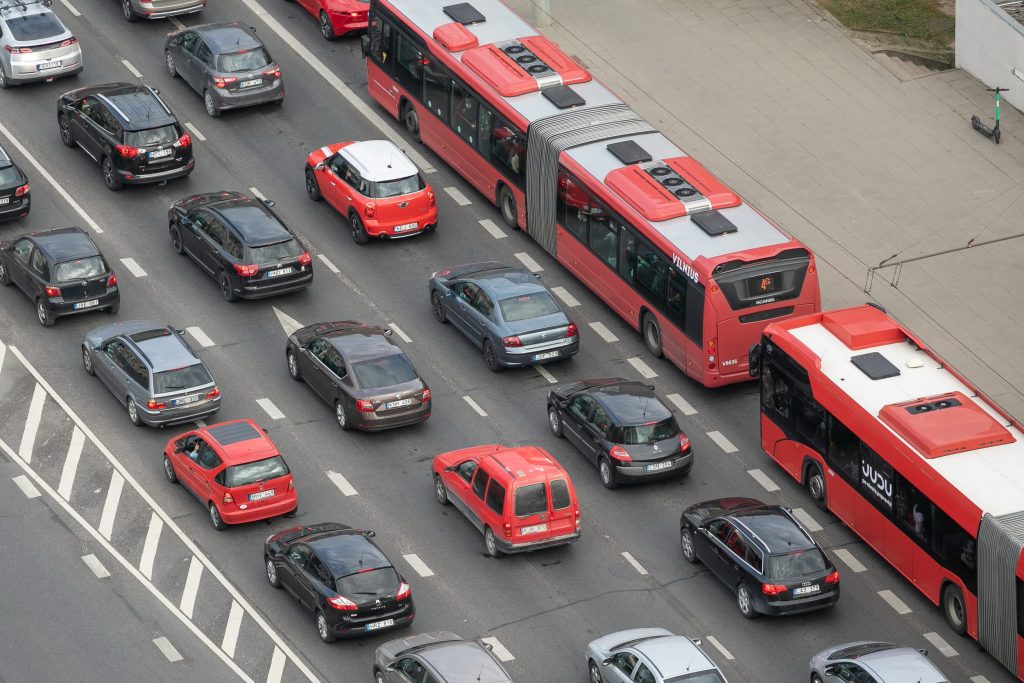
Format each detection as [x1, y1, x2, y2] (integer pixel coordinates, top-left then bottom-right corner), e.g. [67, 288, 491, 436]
[304, 140, 437, 244]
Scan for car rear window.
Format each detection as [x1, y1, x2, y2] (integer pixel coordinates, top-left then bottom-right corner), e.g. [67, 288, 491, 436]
[351, 354, 417, 389]
[249, 239, 302, 264]
[53, 256, 106, 283]
[153, 364, 213, 393]
[336, 566, 399, 596]
[224, 455, 289, 488]
[125, 125, 179, 149]
[217, 47, 272, 73]
[619, 417, 679, 445]
[373, 174, 425, 199]
[514, 483, 547, 517]
[498, 291, 560, 322]
[7, 13, 64, 41]
[0, 166, 21, 186]
[549, 479, 571, 510]
[767, 548, 828, 581]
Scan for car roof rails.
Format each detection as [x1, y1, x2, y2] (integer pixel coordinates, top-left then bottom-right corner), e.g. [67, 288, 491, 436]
[0, 0, 54, 13]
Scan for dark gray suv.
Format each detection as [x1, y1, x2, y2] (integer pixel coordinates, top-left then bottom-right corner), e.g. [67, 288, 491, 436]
[374, 632, 511, 683]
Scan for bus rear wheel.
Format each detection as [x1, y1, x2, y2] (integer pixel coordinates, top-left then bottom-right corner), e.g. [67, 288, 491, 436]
[942, 583, 967, 635]
[642, 312, 663, 357]
[402, 101, 420, 142]
[805, 462, 827, 511]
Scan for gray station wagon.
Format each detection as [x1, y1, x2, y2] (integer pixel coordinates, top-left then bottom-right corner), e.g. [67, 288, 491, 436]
[374, 631, 512, 683]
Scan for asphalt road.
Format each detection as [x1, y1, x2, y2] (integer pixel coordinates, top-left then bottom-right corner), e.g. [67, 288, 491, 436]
[0, 1, 1012, 682]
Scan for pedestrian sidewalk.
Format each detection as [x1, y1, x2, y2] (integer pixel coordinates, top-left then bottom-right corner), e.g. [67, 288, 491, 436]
[510, 0, 1024, 419]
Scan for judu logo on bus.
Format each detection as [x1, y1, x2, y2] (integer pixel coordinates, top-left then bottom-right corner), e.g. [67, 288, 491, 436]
[672, 254, 699, 284]
[861, 460, 893, 508]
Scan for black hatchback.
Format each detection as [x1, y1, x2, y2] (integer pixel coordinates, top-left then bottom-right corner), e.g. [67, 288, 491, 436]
[168, 191, 313, 301]
[58, 82, 194, 190]
[0, 227, 119, 326]
[548, 378, 692, 488]
[0, 144, 30, 221]
[264, 523, 414, 643]
[679, 497, 839, 618]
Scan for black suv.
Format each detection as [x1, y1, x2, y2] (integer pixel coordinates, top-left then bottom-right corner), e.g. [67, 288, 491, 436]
[57, 82, 194, 190]
[0, 144, 30, 221]
[168, 191, 313, 302]
[679, 497, 840, 618]
[0, 227, 119, 326]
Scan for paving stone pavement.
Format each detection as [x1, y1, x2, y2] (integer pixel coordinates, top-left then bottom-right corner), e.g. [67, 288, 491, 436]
[510, 0, 1024, 419]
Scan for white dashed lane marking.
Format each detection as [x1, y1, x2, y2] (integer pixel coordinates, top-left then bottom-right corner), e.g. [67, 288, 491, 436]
[479, 218, 506, 239]
[747, 468, 780, 492]
[120, 257, 147, 278]
[179, 556, 203, 619]
[480, 637, 514, 662]
[169, 16, 185, 29]
[184, 122, 206, 142]
[317, 254, 340, 273]
[98, 470, 125, 541]
[706, 430, 737, 453]
[194, 419, 207, 429]
[463, 396, 487, 417]
[388, 323, 412, 343]
[878, 589, 912, 615]
[326, 470, 358, 497]
[666, 393, 697, 416]
[267, 648, 287, 683]
[13, 475, 40, 499]
[792, 507, 823, 533]
[221, 600, 244, 658]
[186, 326, 214, 348]
[19, 383, 46, 463]
[972, 676, 992, 682]
[60, 0, 81, 15]
[443, 186, 471, 206]
[621, 551, 648, 576]
[551, 286, 580, 307]
[834, 548, 867, 573]
[705, 635, 735, 660]
[402, 553, 435, 578]
[274, 306, 304, 337]
[513, 252, 543, 273]
[153, 636, 183, 663]
[923, 631, 958, 657]
[536, 365, 557, 384]
[257, 398, 285, 420]
[589, 321, 618, 343]
[139, 511, 164, 581]
[82, 553, 110, 579]
[626, 357, 657, 379]
[249, 186, 266, 200]
[121, 59, 143, 79]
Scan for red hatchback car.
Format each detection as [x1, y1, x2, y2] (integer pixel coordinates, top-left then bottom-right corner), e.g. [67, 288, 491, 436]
[290, 0, 368, 40]
[305, 140, 437, 244]
[163, 419, 297, 529]
[432, 444, 581, 557]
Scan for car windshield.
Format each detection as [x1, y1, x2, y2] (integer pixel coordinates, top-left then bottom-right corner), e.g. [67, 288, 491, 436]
[498, 291, 560, 322]
[352, 354, 418, 389]
[336, 567, 399, 596]
[53, 256, 106, 283]
[666, 672, 727, 683]
[152, 364, 212, 393]
[374, 174, 424, 199]
[125, 125, 179, 149]
[249, 239, 302, 264]
[217, 48, 272, 73]
[0, 167, 21, 186]
[514, 483, 547, 516]
[224, 456, 289, 488]
[768, 548, 828, 580]
[7, 13, 64, 41]
[620, 417, 678, 445]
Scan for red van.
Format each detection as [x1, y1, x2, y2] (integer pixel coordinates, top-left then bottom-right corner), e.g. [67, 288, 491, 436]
[432, 444, 581, 557]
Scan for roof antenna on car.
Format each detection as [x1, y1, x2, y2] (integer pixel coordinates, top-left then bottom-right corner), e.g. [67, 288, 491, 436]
[475, 664, 484, 681]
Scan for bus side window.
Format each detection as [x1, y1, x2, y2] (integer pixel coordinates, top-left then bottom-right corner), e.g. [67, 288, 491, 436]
[634, 240, 667, 307]
[666, 268, 688, 329]
[368, 15, 393, 71]
[684, 279, 704, 343]
[557, 170, 589, 241]
[618, 228, 637, 283]
[451, 82, 479, 145]
[491, 115, 525, 185]
[423, 60, 452, 120]
[477, 107, 493, 159]
[395, 33, 423, 99]
[827, 417, 861, 483]
[587, 209, 617, 268]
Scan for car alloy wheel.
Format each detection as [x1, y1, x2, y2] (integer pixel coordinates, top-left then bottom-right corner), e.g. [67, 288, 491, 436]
[350, 214, 368, 244]
[0, 259, 10, 285]
[127, 399, 142, 426]
[209, 503, 226, 530]
[737, 584, 757, 619]
[164, 455, 177, 483]
[642, 312, 663, 357]
[599, 457, 617, 489]
[82, 346, 94, 375]
[402, 102, 420, 141]
[484, 527, 499, 558]
[317, 611, 336, 643]
[102, 157, 122, 191]
[59, 114, 74, 147]
[319, 11, 336, 40]
[219, 271, 237, 302]
[434, 475, 450, 505]
[122, 0, 138, 21]
[483, 340, 501, 373]
[375, 672, 385, 683]
[36, 299, 54, 327]
[305, 169, 321, 201]
[165, 51, 177, 78]
[170, 225, 183, 254]
[680, 527, 697, 563]
[548, 406, 563, 437]
[811, 675, 824, 683]
[204, 90, 220, 118]
[589, 661, 602, 683]
[266, 557, 281, 588]
[0, 63, 8, 89]
[335, 401, 352, 431]
[287, 351, 301, 380]
[430, 290, 447, 324]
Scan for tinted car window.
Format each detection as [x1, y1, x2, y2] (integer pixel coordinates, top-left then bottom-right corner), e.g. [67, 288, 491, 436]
[125, 125, 179, 149]
[217, 48, 272, 72]
[471, 468, 489, 499]
[53, 257, 106, 283]
[374, 175, 425, 198]
[224, 456, 288, 487]
[0, 167, 21, 185]
[485, 480, 505, 514]
[514, 483, 547, 516]
[768, 548, 828, 580]
[550, 479, 571, 510]
[620, 417, 679, 445]
[336, 566, 399, 596]
[352, 354, 417, 389]
[498, 291, 561, 322]
[153, 364, 212, 393]
[7, 13, 64, 41]
[249, 239, 302, 264]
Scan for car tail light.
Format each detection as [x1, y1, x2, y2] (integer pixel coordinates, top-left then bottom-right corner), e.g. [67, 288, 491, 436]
[60, 37, 78, 47]
[427, 187, 435, 207]
[679, 435, 690, 451]
[434, 268, 452, 278]
[364, 202, 375, 219]
[609, 445, 632, 462]
[147, 399, 166, 410]
[105, 274, 117, 287]
[297, 252, 312, 267]
[206, 387, 220, 399]
[287, 479, 294, 491]
[565, 323, 578, 338]
[222, 491, 235, 504]
[395, 581, 411, 601]
[420, 388, 431, 402]
[15, 183, 29, 196]
[174, 133, 191, 148]
[233, 263, 259, 277]
[116, 144, 140, 159]
[824, 570, 840, 584]
[503, 522, 512, 539]
[762, 583, 787, 596]
[356, 399, 375, 413]
[4, 45, 32, 53]
[575, 508, 581, 530]
[502, 335, 522, 348]
[44, 286, 61, 297]
[327, 595, 358, 611]
[214, 76, 238, 88]
[263, 66, 281, 79]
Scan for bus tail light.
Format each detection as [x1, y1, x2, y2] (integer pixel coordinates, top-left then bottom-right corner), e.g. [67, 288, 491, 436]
[233, 263, 259, 277]
[356, 399, 375, 413]
[146, 399, 166, 410]
[609, 445, 632, 462]
[222, 492, 234, 504]
[762, 583, 787, 596]
[824, 570, 840, 584]
[364, 202, 376, 218]
[327, 595, 358, 611]
[503, 522, 512, 539]
[44, 286, 61, 297]
[502, 335, 522, 348]
[707, 337, 718, 370]
[565, 323, 578, 338]
[395, 581, 411, 601]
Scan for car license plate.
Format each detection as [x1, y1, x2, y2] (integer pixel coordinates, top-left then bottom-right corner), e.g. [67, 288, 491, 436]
[384, 398, 413, 410]
[520, 523, 548, 535]
[267, 267, 294, 278]
[149, 148, 173, 160]
[793, 584, 820, 596]
[645, 461, 673, 473]
[37, 60, 62, 71]
[239, 78, 263, 88]
[174, 394, 200, 406]
[393, 222, 418, 233]
[533, 350, 559, 361]
[365, 619, 395, 631]
[73, 299, 99, 310]
[248, 489, 275, 501]
[0, 197, 9, 205]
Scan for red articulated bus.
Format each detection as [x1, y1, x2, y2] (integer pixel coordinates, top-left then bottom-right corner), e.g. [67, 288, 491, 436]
[751, 304, 1024, 679]
[362, 0, 820, 386]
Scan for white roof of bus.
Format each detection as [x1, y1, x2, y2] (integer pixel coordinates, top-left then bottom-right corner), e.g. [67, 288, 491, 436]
[790, 323, 1024, 517]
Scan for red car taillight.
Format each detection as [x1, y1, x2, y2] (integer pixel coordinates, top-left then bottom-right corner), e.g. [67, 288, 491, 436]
[503, 522, 512, 539]
[147, 399, 166, 410]
[263, 66, 281, 79]
[60, 37, 78, 47]
[174, 133, 191, 148]
[762, 583, 787, 596]
[824, 570, 840, 584]
[502, 335, 522, 348]
[44, 285, 61, 297]
[222, 492, 234, 504]
[427, 187, 436, 207]
[327, 595, 358, 611]
[4, 45, 32, 53]
[565, 323, 578, 338]
[609, 445, 632, 462]
[575, 508, 581, 529]
[356, 399, 375, 413]
[287, 479, 295, 491]
[395, 581, 411, 601]
[116, 144, 140, 159]
[15, 183, 29, 197]
[364, 202, 376, 219]
[297, 252, 312, 267]
[420, 388, 431, 402]
[206, 387, 220, 399]
[233, 263, 258, 277]
[679, 435, 690, 451]
[214, 76, 238, 88]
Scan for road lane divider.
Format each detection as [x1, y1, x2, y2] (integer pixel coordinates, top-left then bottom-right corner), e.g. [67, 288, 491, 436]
[551, 286, 580, 307]
[621, 551, 649, 576]
[120, 257, 147, 277]
[791, 507, 823, 533]
[705, 635, 734, 660]
[184, 122, 207, 142]
[187, 326, 215, 348]
[139, 511, 164, 580]
[388, 323, 412, 343]
[536, 365, 557, 384]
[444, 186, 471, 206]
[878, 589, 912, 615]
[833, 548, 867, 573]
[222, 601, 244, 659]
[60, 0, 81, 16]
[923, 631, 958, 657]
[479, 219, 506, 239]
[326, 470, 358, 497]
[121, 59, 143, 79]
[746, 468, 780, 492]
[13, 474, 41, 499]
[626, 357, 657, 379]
[513, 252, 543, 273]
[666, 393, 697, 416]
[480, 637, 514, 662]
[317, 254, 340, 273]
[589, 321, 618, 343]
[154, 636, 184, 663]
[273, 306, 303, 337]
[463, 396, 488, 417]
[98, 470, 125, 541]
[257, 398, 285, 421]
[82, 553, 111, 579]
[18, 383, 46, 463]
[402, 553, 435, 578]
[706, 430, 737, 453]
[180, 556, 203, 619]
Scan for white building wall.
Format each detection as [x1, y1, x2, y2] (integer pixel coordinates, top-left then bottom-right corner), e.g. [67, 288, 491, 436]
[957, 0, 1024, 113]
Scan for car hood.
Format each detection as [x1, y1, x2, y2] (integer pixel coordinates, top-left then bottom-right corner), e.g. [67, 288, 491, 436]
[588, 628, 674, 659]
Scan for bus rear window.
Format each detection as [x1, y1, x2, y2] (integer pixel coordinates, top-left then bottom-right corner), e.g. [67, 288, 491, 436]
[714, 249, 810, 310]
[514, 483, 547, 516]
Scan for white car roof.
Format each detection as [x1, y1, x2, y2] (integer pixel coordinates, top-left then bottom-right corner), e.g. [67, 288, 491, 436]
[338, 140, 419, 183]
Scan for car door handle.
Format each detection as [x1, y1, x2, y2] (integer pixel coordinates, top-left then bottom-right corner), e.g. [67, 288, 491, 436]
[329, 181, 336, 186]
[345, 196, 352, 201]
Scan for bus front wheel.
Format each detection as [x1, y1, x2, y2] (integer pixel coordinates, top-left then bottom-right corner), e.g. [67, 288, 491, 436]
[805, 462, 827, 511]
[942, 583, 967, 635]
[642, 312, 663, 357]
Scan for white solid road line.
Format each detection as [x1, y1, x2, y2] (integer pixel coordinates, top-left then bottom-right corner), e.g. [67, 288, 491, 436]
[98, 470, 125, 541]
[923, 631, 959, 657]
[463, 396, 488, 417]
[326, 470, 358, 497]
[267, 648, 287, 683]
[139, 511, 164, 581]
[444, 186, 471, 206]
[621, 551, 649, 576]
[249, 186, 266, 201]
[480, 637, 514, 662]
[878, 589, 912, 615]
[513, 252, 544, 273]
[536, 365, 557, 384]
[187, 326, 215, 348]
[317, 253, 340, 273]
[589, 321, 618, 343]
[389, 323, 412, 343]
[239, 0, 435, 173]
[184, 122, 207, 141]
[626, 357, 657, 379]
[479, 218, 506, 239]
[834, 548, 867, 573]
[222, 600, 244, 659]
[705, 635, 735, 660]
[706, 430, 738, 453]
[18, 383, 46, 463]
[169, 16, 185, 29]
[257, 398, 285, 421]
[273, 306, 303, 337]
[120, 257, 147, 278]
[551, 286, 580, 307]
[792, 507, 823, 533]
[121, 59, 143, 79]
[179, 556, 203, 619]
[666, 393, 697, 416]
[403, 553, 435, 578]
[12, 474, 40, 499]
[60, 0, 81, 16]
[747, 468, 780, 492]
[82, 553, 111, 579]
[153, 636, 184, 663]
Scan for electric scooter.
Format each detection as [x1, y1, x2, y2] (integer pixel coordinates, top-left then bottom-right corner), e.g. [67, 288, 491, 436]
[972, 87, 1008, 144]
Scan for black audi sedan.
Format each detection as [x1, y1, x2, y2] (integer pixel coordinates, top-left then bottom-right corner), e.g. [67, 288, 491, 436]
[679, 497, 839, 618]
[548, 378, 692, 488]
[286, 321, 430, 431]
[264, 523, 414, 642]
[0, 227, 119, 326]
[168, 191, 313, 302]
[0, 144, 29, 221]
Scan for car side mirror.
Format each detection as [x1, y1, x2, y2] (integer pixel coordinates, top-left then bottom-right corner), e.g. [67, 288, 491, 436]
[0, 240, 10, 252]
[360, 34, 370, 58]
[174, 327, 185, 335]
[444, 465, 457, 473]
[385, 663, 398, 672]
[823, 666, 837, 677]
[364, 530, 376, 537]
[917, 648, 928, 656]
[481, 641, 493, 651]
[262, 198, 276, 208]
[384, 329, 393, 337]
[601, 657, 612, 666]
[690, 638, 703, 646]
[533, 273, 542, 280]
[748, 342, 762, 378]
[261, 427, 269, 434]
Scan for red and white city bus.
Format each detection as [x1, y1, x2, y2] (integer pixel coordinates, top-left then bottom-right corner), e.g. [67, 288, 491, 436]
[751, 304, 1024, 679]
[362, 0, 820, 386]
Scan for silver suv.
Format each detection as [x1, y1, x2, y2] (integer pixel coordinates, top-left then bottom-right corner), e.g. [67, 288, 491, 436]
[82, 321, 221, 427]
[120, 0, 205, 22]
[0, 0, 82, 88]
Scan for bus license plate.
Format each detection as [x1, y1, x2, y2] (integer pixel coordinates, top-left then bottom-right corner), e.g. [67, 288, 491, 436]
[533, 351, 559, 361]
[520, 523, 548, 535]
[267, 267, 293, 278]
[248, 489, 275, 501]
[645, 461, 673, 473]
[149, 148, 173, 160]
[393, 223, 418, 233]
[384, 398, 413, 410]
[73, 299, 99, 310]
[174, 394, 200, 406]
[793, 584, 820, 596]
[240, 78, 262, 88]
[37, 60, 62, 71]
[365, 619, 395, 631]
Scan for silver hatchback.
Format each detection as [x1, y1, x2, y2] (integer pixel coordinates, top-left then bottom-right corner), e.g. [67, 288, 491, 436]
[121, 0, 205, 22]
[810, 641, 948, 683]
[0, 0, 82, 88]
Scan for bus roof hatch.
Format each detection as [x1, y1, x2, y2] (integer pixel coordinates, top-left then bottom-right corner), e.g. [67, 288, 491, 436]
[604, 156, 740, 222]
[879, 391, 1016, 458]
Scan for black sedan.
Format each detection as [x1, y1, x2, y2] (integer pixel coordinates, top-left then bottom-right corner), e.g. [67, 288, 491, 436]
[0, 227, 119, 326]
[679, 497, 840, 618]
[0, 144, 29, 221]
[168, 191, 313, 302]
[286, 321, 430, 431]
[264, 523, 414, 642]
[548, 378, 692, 488]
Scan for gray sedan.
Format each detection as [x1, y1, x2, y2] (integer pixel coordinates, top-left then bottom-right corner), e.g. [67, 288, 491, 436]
[586, 627, 727, 683]
[429, 261, 579, 372]
[810, 641, 947, 683]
